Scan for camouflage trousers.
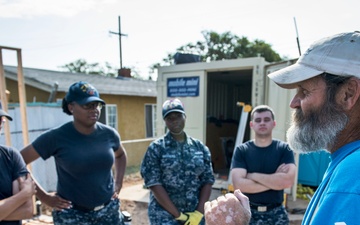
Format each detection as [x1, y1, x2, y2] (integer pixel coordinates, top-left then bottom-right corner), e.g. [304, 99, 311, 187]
[249, 205, 289, 225]
[52, 198, 124, 225]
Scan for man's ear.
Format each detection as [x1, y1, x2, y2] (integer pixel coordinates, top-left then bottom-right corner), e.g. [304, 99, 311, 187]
[338, 78, 360, 110]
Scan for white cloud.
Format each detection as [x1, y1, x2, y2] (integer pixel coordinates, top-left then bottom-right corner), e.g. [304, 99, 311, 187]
[0, 0, 116, 18]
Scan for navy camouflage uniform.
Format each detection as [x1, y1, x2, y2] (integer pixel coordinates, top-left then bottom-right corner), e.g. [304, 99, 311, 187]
[141, 132, 215, 225]
[250, 205, 289, 225]
[52, 198, 124, 225]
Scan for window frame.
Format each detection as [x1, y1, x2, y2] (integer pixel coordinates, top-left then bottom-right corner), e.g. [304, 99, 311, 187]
[145, 104, 156, 138]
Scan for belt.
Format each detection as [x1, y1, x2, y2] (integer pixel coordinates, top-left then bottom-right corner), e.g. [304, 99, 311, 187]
[72, 199, 112, 212]
[250, 202, 282, 212]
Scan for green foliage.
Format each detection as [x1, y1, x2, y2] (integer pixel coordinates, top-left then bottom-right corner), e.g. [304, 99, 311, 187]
[60, 59, 149, 80]
[151, 30, 282, 70]
[59, 59, 118, 77]
[296, 184, 315, 201]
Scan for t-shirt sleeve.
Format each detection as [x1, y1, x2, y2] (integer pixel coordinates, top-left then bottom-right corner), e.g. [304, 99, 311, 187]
[111, 127, 121, 152]
[32, 130, 56, 160]
[11, 147, 28, 181]
[280, 142, 295, 165]
[231, 145, 247, 169]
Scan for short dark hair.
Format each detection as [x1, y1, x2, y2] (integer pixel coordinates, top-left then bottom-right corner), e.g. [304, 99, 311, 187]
[251, 105, 275, 120]
[62, 98, 72, 115]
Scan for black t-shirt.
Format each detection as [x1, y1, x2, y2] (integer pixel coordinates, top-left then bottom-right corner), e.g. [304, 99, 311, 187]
[32, 122, 121, 207]
[231, 139, 295, 204]
[0, 145, 28, 225]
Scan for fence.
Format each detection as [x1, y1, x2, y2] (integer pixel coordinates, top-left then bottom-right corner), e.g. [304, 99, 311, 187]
[1, 103, 155, 191]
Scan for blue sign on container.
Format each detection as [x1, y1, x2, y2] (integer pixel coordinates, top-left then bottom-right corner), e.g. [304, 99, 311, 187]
[167, 76, 199, 97]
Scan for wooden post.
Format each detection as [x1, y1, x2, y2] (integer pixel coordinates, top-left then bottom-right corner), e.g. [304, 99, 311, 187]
[0, 45, 34, 214]
[0, 47, 12, 146]
[16, 49, 30, 146]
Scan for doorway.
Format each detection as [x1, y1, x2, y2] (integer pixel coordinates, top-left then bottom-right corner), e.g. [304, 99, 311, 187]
[205, 69, 253, 177]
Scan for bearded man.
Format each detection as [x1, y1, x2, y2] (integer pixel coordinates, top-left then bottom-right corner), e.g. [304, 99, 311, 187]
[268, 31, 360, 224]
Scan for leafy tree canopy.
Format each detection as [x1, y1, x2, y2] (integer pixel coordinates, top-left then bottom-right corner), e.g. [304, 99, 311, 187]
[59, 59, 118, 77]
[151, 30, 282, 71]
[60, 59, 147, 79]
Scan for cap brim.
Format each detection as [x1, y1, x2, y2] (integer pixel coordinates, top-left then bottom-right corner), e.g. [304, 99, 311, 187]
[268, 63, 324, 89]
[0, 109, 13, 121]
[163, 109, 185, 119]
[76, 97, 105, 105]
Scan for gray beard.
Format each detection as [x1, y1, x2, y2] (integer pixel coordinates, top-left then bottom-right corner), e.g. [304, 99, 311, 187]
[286, 102, 348, 153]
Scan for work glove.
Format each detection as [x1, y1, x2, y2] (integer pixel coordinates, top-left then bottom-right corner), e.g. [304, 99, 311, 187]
[184, 210, 203, 225]
[175, 212, 189, 223]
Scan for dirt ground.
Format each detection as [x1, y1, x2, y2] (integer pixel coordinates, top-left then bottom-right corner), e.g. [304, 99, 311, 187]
[24, 172, 149, 225]
[24, 172, 305, 225]
[120, 172, 149, 225]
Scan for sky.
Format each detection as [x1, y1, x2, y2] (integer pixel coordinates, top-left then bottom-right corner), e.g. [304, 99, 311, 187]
[0, 0, 359, 80]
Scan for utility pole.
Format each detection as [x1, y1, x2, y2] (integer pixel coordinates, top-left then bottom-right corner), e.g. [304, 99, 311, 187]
[109, 16, 127, 69]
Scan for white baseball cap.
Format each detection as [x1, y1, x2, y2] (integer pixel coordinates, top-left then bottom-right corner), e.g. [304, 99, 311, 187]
[268, 31, 360, 89]
[162, 98, 185, 119]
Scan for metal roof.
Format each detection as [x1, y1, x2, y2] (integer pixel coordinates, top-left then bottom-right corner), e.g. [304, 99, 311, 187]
[4, 65, 157, 97]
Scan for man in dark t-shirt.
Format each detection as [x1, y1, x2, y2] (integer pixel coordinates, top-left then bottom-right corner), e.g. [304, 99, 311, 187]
[231, 105, 296, 225]
[0, 109, 36, 224]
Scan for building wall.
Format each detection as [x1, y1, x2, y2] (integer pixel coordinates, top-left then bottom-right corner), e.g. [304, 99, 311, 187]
[5, 79, 50, 103]
[103, 94, 156, 141]
[122, 138, 155, 167]
[4, 78, 156, 141]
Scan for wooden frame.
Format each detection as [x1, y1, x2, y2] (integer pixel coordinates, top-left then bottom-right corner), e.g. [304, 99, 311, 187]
[0, 45, 29, 146]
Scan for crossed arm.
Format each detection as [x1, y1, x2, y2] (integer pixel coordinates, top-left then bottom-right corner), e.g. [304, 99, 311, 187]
[0, 174, 36, 221]
[231, 163, 296, 193]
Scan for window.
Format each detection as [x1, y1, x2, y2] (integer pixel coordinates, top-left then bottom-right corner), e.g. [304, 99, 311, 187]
[99, 104, 117, 129]
[145, 104, 156, 138]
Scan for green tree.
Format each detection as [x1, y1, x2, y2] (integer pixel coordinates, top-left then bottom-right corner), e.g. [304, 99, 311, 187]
[60, 59, 148, 80]
[151, 30, 282, 71]
[59, 59, 118, 77]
